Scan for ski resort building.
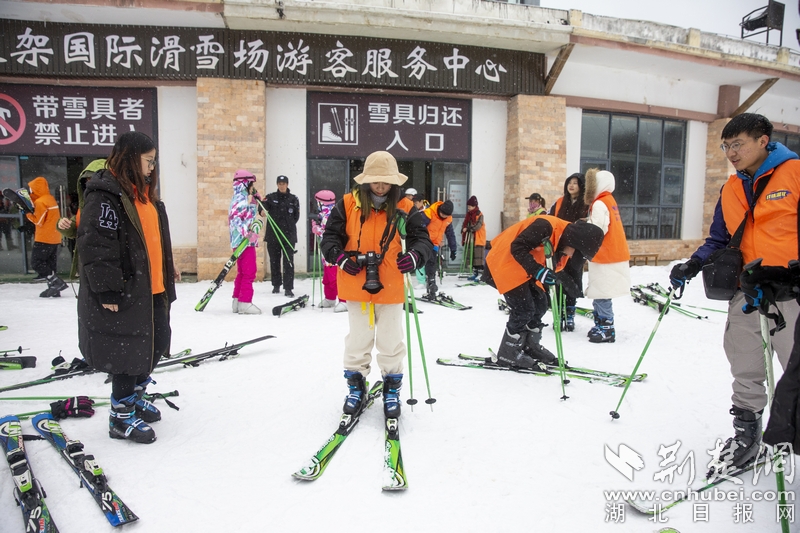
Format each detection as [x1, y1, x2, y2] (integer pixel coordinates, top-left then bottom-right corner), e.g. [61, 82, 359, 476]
[0, 0, 798, 279]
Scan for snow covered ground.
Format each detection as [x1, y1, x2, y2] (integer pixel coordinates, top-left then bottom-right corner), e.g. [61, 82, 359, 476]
[0, 264, 797, 533]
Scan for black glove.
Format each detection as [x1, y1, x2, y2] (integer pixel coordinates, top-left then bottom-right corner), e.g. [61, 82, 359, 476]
[739, 266, 791, 290]
[50, 396, 95, 419]
[336, 253, 361, 276]
[450, 249, 457, 261]
[556, 271, 582, 299]
[534, 266, 557, 286]
[396, 250, 421, 274]
[669, 259, 701, 289]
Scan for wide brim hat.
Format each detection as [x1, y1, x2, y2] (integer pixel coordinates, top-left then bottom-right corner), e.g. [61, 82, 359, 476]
[354, 151, 408, 186]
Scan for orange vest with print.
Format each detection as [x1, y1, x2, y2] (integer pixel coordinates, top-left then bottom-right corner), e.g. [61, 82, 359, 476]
[486, 215, 569, 294]
[720, 161, 800, 267]
[591, 192, 630, 264]
[423, 201, 452, 247]
[337, 193, 405, 304]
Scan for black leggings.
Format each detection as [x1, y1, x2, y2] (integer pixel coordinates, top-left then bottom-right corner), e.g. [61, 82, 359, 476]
[111, 293, 171, 400]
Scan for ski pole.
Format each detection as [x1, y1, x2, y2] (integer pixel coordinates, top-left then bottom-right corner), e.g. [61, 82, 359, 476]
[402, 238, 436, 409]
[0, 346, 26, 356]
[311, 235, 319, 307]
[545, 248, 569, 401]
[610, 286, 676, 420]
[254, 198, 297, 267]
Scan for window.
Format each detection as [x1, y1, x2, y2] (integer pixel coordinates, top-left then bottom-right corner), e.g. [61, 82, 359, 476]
[580, 112, 686, 240]
[772, 132, 800, 155]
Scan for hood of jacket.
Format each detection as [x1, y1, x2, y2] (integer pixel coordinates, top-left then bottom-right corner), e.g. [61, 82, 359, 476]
[563, 173, 585, 198]
[28, 176, 51, 201]
[84, 169, 123, 198]
[737, 141, 799, 182]
[584, 169, 615, 204]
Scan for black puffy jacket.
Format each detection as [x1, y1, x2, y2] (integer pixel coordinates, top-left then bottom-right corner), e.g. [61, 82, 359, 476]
[263, 189, 300, 244]
[76, 170, 176, 375]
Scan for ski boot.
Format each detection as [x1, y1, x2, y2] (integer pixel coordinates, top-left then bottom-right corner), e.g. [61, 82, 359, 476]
[495, 328, 538, 369]
[232, 298, 239, 313]
[134, 377, 161, 423]
[343, 370, 367, 415]
[39, 274, 68, 297]
[563, 306, 576, 332]
[424, 279, 438, 301]
[524, 324, 558, 366]
[109, 394, 156, 444]
[383, 374, 403, 418]
[320, 298, 336, 308]
[238, 302, 262, 315]
[708, 407, 763, 478]
[588, 317, 615, 343]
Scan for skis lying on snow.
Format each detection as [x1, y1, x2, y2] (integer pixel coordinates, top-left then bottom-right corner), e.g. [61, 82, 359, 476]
[0, 326, 9, 331]
[436, 354, 646, 387]
[416, 292, 471, 310]
[383, 417, 406, 491]
[0, 357, 37, 370]
[32, 413, 138, 527]
[456, 280, 485, 287]
[624, 455, 771, 516]
[292, 381, 405, 490]
[273, 295, 309, 317]
[0, 415, 58, 533]
[0, 336, 274, 394]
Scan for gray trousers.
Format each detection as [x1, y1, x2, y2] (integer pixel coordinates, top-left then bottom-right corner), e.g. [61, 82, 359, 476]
[723, 291, 800, 413]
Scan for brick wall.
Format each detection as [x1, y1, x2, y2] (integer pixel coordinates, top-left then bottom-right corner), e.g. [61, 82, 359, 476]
[196, 78, 266, 280]
[172, 246, 197, 275]
[504, 95, 567, 229]
[628, 239, 704, 263]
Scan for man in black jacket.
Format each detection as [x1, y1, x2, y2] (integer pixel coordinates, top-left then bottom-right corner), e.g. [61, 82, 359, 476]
[263, 175, 300, 296]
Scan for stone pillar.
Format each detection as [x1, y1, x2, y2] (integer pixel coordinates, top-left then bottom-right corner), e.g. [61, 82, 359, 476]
[703, 118, 733, 237]
[504, 95, 567, 229]
[196, 78, 266, 281]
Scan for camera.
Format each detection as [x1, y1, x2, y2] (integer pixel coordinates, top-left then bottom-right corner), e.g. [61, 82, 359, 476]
[355, 251, 384, 294]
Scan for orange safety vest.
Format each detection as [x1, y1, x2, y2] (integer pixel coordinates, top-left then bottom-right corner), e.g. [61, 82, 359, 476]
[336, 193, 405, 304]
[590, 192, 630, 264]
[486, 215, 569, 295]
[720, 161, 800, 267]
[423, 201, 452, 247]
[397, 197, 413, 213]
[472, 213, 487, 247]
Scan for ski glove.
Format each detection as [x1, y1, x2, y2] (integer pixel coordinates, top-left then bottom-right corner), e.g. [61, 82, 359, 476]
[739, 266, 791, 290]
[337, 253, 362, 276]
[669, 259, 701, 289]
[396, 250, 421, 274]
[534, 266, 557, 286]
[450, 249, 457, 261]
[433, 245, 439, 253]
[50, 396, 95, 420]
[556, 271, 582, 299]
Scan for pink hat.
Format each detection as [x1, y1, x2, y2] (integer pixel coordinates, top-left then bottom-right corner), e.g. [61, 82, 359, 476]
[315, 190, 336, 205]
[233, 169, 256, 182]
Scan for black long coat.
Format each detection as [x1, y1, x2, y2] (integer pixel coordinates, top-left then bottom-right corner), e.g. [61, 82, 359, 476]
[76, 170, 176, 375]
[263, 189, 300, 245]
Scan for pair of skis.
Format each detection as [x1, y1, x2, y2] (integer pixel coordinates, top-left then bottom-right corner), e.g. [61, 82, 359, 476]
[0, 414, 137, 532]
[292, 381, 407, 491]
[272, 295, 309, 316]
[1, 346, 36, 370]
[0, 336, 274, 394]
[437, 353, 646, 387]
[416, 292, 471, 311]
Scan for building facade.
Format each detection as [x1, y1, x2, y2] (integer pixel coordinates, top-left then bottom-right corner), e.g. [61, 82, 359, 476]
[0, 0, 798, 279]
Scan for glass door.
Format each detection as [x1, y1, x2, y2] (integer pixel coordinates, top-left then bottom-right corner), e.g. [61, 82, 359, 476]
[431, 162, 469, 269]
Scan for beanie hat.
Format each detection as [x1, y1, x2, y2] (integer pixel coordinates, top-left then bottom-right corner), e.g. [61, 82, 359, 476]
[559, 220, 604, 261]
[438, 200, 454, 217]
[233, 169, 256, 183]
[467, 195, 478, 207]
[314, 189, 336, 205]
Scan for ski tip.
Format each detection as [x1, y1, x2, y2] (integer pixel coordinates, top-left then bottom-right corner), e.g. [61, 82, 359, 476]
[624, 498, 654, 514]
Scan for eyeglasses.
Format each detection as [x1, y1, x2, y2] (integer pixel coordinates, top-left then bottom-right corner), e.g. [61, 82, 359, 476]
[720, 140, 746, 153]
[141, 157, 157, 169]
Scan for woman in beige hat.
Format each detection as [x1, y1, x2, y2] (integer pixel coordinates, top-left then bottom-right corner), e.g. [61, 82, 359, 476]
[321, 151, 433, 419]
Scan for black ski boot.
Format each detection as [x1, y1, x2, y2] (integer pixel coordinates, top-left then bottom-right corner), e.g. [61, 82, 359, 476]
[109, 394, 156, 444]
[588, 317, 615, 343]
[133, 377, 161, 423]
[495, 328, 538, 369]
[343, 370, 367, 415]
[424, 279, 438, 300]
[563, 306, 576, 332]
[709, 406, 763, 477]
[383, 374, 402, 418]
[524, 324, 558, 365]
